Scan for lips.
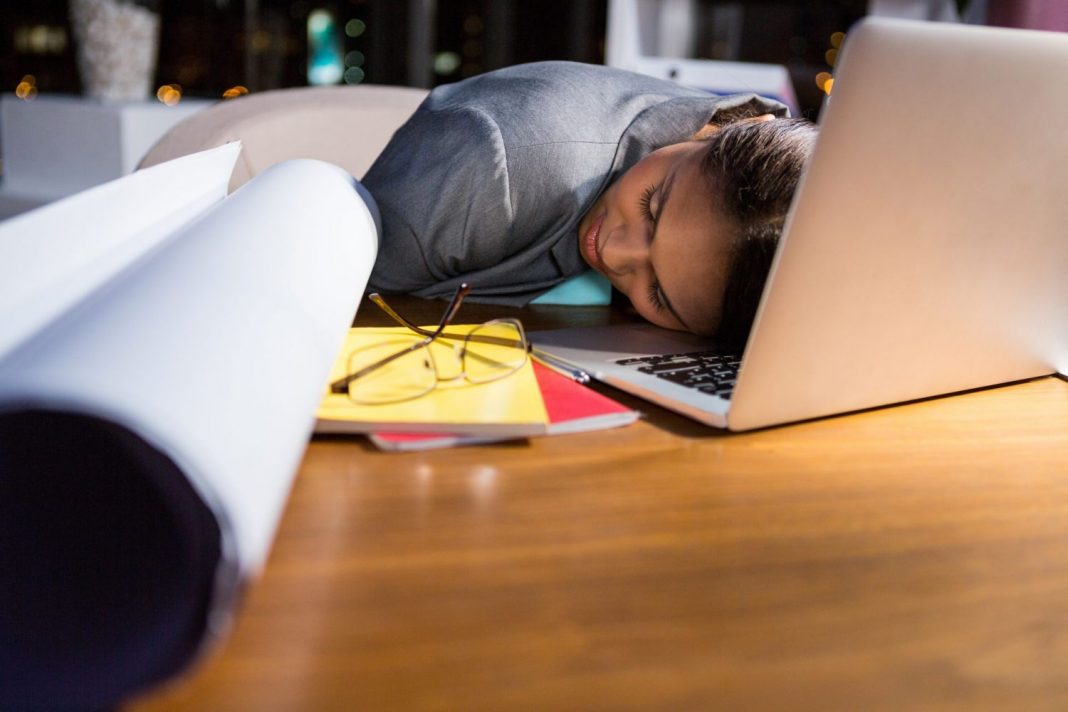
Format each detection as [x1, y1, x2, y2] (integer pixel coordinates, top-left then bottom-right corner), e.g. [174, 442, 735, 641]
[581, 211, 606, 270]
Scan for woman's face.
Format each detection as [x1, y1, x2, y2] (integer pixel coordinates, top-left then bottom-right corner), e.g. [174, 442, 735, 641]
[576, 140, 731, 335]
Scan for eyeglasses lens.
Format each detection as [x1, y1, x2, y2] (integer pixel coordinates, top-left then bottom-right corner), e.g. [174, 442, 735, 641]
[464, 321, 527, 384]
[347, 338, 437, 404]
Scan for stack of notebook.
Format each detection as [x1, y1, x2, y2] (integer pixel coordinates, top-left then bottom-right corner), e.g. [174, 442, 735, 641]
[316, 326, 638, 451]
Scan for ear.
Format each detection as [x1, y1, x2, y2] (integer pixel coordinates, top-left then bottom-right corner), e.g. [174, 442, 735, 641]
[692, 113, 777, 141]
[691, 123, 720, 141]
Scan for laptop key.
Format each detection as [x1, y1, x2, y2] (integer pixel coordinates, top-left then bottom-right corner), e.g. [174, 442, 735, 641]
[638, 360, 701, 375]
[658, 370, 704, 385]
[614, 350, 741, 397]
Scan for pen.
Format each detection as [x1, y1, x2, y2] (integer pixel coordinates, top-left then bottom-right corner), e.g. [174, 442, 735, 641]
[532, 353, 591, 384]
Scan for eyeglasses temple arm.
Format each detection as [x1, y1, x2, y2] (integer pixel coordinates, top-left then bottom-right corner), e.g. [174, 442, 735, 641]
[369, 283, 470, 339]
[328, 337, 431, 393]
[331, 285, 473, 394]
[369, 286, 522, 348]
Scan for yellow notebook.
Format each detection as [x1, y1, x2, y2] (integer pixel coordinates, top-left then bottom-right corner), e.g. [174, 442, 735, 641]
[315, 325, 549, 436]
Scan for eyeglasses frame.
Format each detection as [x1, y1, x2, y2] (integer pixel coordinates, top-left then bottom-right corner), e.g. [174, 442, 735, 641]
[328, 283, 531, 398]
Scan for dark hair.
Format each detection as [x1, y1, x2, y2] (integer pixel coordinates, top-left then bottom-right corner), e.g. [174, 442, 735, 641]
[699, 117, 818, 351]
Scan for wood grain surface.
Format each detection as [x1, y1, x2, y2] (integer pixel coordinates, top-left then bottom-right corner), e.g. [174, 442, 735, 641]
[134, 297, 1068, 711]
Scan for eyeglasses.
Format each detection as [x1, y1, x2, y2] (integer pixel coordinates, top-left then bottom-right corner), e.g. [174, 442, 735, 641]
[329, 284, 531, 404]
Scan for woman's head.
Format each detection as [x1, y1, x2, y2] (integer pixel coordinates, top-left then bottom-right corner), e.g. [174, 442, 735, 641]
[576, 115, 817, 348]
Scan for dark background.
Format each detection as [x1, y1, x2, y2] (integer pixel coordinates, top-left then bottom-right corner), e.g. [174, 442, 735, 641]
[2, 1, 875, 120]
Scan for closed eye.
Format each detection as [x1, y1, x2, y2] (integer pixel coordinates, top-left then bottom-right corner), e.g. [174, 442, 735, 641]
[647, 280, 665, 314]
[638, 184, 658, 222]
[642, 169, 689, 330]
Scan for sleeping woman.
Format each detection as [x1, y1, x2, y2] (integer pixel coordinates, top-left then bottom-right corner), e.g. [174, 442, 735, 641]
[362, 61, 817, 351]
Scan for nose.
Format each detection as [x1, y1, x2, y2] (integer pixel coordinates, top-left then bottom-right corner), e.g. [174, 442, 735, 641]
[600, 223, 651, 277]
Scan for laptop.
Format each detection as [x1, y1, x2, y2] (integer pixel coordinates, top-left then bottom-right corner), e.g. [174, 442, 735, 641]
[532, 17, 1068, 431]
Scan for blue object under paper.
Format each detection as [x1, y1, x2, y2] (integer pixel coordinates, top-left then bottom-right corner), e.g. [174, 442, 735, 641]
[531, 271, 612, 305]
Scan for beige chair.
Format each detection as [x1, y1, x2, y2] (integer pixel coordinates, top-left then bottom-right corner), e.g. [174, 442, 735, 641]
[139, 84, 428, 191]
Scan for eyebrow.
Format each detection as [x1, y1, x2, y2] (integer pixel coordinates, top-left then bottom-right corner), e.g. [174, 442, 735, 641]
[650, 171, 694, 332]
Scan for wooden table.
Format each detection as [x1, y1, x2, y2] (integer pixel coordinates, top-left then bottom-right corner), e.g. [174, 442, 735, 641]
[137, 297, 1068, 711]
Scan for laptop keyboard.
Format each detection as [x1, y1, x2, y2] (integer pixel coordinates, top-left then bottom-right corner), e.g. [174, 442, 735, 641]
[613, 351, 741, 399]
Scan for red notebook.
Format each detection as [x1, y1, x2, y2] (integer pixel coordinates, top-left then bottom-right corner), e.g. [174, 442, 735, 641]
[368, 360, 639, 451]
